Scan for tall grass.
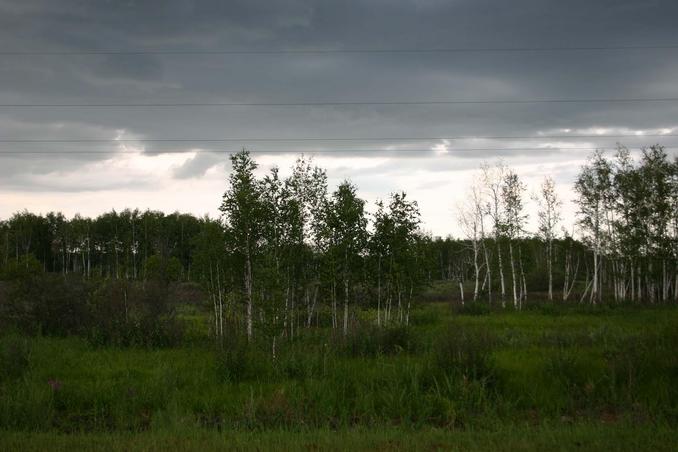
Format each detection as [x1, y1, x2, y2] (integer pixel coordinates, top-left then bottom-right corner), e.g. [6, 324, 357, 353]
[0, 305, 677, 433]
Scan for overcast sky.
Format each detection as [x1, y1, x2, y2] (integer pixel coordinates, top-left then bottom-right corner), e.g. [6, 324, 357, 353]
[1, 0, 677, 236]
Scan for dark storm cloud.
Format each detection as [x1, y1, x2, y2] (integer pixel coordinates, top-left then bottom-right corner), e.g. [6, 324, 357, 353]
[1, 0, 678, 193]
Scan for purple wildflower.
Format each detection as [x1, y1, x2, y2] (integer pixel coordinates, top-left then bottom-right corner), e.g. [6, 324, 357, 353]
[47, 379, 62, 392]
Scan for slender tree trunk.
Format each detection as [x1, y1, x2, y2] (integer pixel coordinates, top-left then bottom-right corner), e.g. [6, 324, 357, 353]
[649, 261, 655, 304]
[519, 246, 527, 307]
[592, 248, 599, 305]
[509, 241, 518, 308]
[405, 284, 412, 326]
[87, 230, 91, 279]
[132, 218, 136, 279]
[304, 285, 310, 328]
[386, 283, 392, 323]
[473, 240, 480, 301]
[291, 285, 296, 339]
[580, 277, 593, 304]
[565, 255, 579, 301]
[307, 284, 318, 328]
[210, 263, 219, 339]
[497, 241, 506, 306]
[245, 240, 253, 341]
[631, 260, 635, 302]
[331, 279, 337, 329]
[563, 249, 570, 302]
[284, 280, 290, 334]
[377, 255, 382, 326]
[547, 239, 553, 301]
[343, 274, 349, 336]
[637, 263, 642, 303]
[662, 260, 668, 302]
[217, 262, 224, 339]
[397, 282, 402, 323]
[482, 237, 492, 305]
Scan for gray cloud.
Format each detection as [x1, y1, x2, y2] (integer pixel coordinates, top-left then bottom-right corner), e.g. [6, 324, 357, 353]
[1, 0, 678, 233]
[172, 151, 224, 179]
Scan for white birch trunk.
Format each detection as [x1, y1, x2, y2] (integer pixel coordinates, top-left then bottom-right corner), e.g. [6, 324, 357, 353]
[509, 241, 517, 308]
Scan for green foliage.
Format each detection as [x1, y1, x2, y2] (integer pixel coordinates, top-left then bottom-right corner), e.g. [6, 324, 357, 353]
[457, 301, 491, 316]
[1, 306, 678, 434]
[4, 273, 92, 336]
[88, 280, 183, 347]
[143, 255, 183, 282]
[431, 326, 498, 382]
[0, 334, 30, 381]
[337, 325, 414, 357]
[214, 338, 272, 383]
[0, 254, 43, 280]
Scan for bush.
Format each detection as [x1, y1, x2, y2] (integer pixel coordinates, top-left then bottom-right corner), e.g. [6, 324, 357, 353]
[143, 256, 183, 283]
[432, 326, 498, 381]
[0, 254, 43, 281]
[336, 325, 413, 357]
[275, 347, 326, 380]
[456, 301, 491, 316]
[546, 350, 600, 409]
[215, 338, 272, 383]
[0, 335, 30, 381]
[5, 273, 92, 336]
[88, 280, 182, 347]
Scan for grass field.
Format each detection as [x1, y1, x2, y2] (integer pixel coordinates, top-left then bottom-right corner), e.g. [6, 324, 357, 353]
[1, 299, 677, 450]
[3, 425, 678, 451]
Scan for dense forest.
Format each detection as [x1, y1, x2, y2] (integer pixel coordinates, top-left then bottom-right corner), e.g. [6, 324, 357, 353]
[1, 145, 676, 347]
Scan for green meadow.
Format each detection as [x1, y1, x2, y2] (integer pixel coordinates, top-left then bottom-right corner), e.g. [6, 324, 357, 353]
[2, 298, 677, 450]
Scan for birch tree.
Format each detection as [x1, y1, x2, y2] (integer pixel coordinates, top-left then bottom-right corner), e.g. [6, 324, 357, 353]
[326, 181, 367, 335]
[574, 151, 613, 304]
[482, 162, 507, 305]
[457, 183, 485, 302]
[220, 150, 264, 340]
[501, 169, 527, 308]
[535, 176, 562, 301]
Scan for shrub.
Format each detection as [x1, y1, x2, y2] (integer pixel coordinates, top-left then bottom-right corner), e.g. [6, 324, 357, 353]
[0, 254, 42, 281]
[275, 348, 326, 380]
[6, 273, 92, 336]
[456, 301, 490, 316]
[88, 280, 182, 347]
[143, 255, 183, 283]
[0, 335, 30, 381]
[248, 388, 296, 428]
[602, 334, 678, 412]
[431, 326, 498, 381]
[546, 350, 600, 409]
[336, 325, 413, 357]
[215, 338, 272, 383]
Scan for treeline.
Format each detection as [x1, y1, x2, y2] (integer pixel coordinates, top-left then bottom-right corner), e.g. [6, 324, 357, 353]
[574, 146, 678, 303]
[1, 146, 677, 344]
[0, 209, 201, 279]
[451, 145, 678, 307]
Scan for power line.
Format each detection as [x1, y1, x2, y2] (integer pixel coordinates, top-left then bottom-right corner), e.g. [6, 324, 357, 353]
[1, 146, 673, 155]
[3, 97, 678, 108]
[2, 45, 678, 56]
[0, 134, 675, 143]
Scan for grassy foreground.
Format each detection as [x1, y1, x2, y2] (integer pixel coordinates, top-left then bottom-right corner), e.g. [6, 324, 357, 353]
[1, 301, 678, 450]
[1, 425, 677, 451]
